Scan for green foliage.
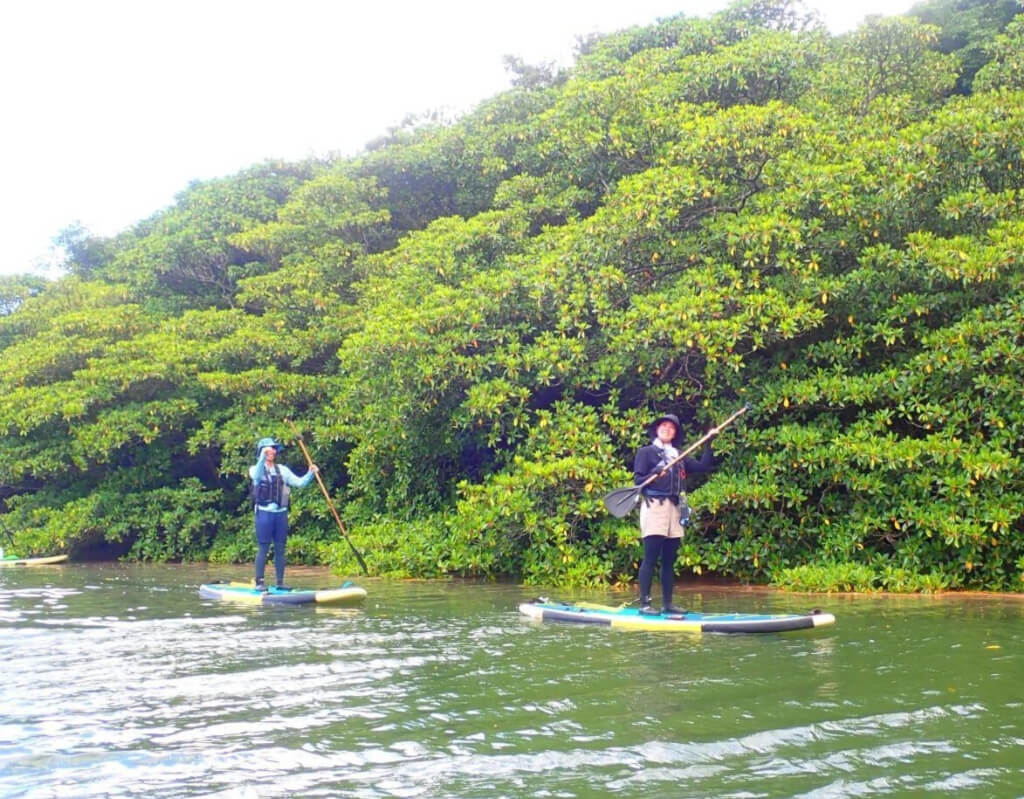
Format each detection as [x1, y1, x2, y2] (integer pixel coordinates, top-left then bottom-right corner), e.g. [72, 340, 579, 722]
[96, 161, 320, 310]
[909, 0, 1022, 92]
[2, 478, 224, 561]
[444, 403, 635, 586]
[0, 274, 48, 318]
[810, 15, 959, 119]
[320, 513, 454, 579]
[972, 14, 1024, 92]
[772, 561, 952, 592]
[2, 0, 1022, 593]
[206, 515, 253, 564]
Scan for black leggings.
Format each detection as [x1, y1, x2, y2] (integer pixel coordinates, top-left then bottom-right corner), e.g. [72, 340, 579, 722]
[638, 535, 681, 604]
[254, 509, 289, 586]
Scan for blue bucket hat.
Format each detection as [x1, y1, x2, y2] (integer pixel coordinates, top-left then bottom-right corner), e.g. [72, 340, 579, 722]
[255, 436, 284, 457]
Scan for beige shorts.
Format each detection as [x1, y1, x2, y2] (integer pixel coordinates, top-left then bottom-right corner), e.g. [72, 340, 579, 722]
[639, 496, 684, 538]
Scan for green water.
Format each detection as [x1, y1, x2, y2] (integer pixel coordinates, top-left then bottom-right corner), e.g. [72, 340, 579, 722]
[1, 563, 1021, 798]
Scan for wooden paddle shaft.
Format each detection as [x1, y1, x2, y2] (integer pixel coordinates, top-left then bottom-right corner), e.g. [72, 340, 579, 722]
[292, 436, 345, 529]
[637, 404, 749, 489]
[286, 420, 369, 575]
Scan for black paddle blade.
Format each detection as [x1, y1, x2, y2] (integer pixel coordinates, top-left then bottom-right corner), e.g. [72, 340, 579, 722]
[604, 486, 642, 518]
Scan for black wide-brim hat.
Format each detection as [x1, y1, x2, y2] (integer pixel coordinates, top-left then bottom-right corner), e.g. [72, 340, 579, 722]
[648, 413, 682, 444]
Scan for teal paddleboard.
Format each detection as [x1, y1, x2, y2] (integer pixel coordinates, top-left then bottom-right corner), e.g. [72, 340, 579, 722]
[199, 581, 367, 606]
[520, 599, 835, 633]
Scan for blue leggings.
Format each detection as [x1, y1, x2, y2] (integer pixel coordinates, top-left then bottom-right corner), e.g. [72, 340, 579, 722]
[638, 535, 681, 604]
[254, 509, 289, 586]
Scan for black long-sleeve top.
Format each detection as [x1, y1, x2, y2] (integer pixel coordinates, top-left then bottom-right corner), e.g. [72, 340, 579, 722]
[633, 442, 716, 497]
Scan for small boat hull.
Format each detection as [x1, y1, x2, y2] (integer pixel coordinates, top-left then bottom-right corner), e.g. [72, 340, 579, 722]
[0, 554, 69, 568]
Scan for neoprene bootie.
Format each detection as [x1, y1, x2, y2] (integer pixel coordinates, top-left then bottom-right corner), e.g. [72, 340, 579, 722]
[639, 597, 660, 616]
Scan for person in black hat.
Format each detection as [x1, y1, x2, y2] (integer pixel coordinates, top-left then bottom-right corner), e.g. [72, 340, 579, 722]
[249, 436, 318, 590]
[632, 413, 716, 615]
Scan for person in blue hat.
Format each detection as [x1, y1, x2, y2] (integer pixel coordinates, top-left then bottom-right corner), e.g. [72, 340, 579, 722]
[249, 436, 318, 590]
[632, 413, 717, 615]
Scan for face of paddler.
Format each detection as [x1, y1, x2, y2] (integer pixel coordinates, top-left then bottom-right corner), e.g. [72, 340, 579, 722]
[263, 445, 278, 464]
[656, 421, 677, 444]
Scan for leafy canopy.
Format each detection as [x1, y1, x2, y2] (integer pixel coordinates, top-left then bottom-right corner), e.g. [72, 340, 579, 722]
[2, 0, 1022, 592]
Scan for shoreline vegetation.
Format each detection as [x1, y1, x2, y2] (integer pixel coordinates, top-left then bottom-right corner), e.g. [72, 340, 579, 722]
[1, 0, 1022, 593]
[13, 558, 1024, 600]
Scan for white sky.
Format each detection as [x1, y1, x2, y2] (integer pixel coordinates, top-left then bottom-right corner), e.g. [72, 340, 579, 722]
[1, 0, 915, 277]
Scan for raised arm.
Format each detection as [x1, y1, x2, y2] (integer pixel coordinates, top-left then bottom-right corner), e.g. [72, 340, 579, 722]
[682, 442, 716, 474]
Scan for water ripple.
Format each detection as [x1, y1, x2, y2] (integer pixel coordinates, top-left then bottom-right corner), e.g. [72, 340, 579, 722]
[2, 569, 1022, 797]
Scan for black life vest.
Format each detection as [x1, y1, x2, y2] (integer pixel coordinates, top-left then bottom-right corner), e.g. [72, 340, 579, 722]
[253, 466, 285, 508]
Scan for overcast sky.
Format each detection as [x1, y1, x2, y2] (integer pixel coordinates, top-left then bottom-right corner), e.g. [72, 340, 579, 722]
[1, 0, 916, 277]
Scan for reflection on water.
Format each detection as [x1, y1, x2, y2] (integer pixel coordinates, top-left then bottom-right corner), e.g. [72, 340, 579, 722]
[1, 564, 1022, 798]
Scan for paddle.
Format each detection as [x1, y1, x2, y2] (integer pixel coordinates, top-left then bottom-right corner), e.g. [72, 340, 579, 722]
[286, 420, 369, 576]
[603, 404, 751, 518]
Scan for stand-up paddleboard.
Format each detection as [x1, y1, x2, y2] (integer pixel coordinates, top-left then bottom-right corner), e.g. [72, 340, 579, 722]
[199, 581, 367, 606]
[0, 554, 69, 567]
[519, 599, 835, 633]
